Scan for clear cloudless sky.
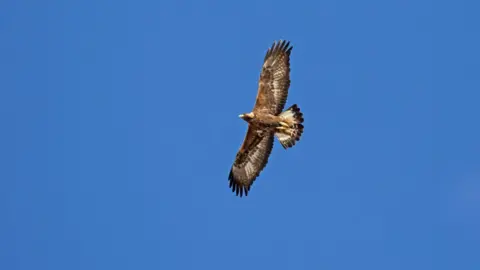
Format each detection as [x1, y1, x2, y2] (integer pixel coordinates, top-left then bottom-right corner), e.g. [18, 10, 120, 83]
[1, 0, 479, 269]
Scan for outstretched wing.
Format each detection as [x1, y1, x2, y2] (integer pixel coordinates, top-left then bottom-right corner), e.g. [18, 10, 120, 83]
[228, 126, 274, 197]
[253, 40, 293, 115]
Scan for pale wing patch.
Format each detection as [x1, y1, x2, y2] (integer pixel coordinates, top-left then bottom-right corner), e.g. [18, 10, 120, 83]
[239, 137, 270, 179]
[271, 65, 288, 112]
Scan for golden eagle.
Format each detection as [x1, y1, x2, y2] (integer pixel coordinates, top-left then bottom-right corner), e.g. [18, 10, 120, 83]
[228, 40, 304, 197]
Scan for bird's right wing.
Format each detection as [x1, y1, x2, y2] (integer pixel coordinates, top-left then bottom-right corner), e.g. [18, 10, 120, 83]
[253, 40, 293, 115]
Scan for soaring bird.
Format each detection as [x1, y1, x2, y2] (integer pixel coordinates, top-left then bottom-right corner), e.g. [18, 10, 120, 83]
[228, 40, 304, 197]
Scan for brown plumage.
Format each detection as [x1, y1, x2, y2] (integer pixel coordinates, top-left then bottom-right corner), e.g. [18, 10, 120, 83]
[228, 40, 305, 197]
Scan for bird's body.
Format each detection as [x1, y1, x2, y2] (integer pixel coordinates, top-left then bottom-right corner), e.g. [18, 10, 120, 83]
[228, 40, 305, 197]
[241, 113, 282, 129]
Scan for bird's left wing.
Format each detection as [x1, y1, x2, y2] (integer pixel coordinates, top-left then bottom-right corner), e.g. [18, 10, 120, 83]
[228, 126, 274, 197]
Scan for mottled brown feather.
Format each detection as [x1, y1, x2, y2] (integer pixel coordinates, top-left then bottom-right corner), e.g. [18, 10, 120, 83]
[228, 127, 274, 197]
[253, 40, 292, 115]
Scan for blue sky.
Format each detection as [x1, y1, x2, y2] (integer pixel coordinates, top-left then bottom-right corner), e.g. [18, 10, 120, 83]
[1, 0, 479, 269]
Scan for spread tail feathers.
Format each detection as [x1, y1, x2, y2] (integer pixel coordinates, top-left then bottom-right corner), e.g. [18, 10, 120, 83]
[275, 104, 304, 149]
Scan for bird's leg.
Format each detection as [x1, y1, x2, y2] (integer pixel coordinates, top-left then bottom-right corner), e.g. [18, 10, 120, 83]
[279, 121, 290, 127]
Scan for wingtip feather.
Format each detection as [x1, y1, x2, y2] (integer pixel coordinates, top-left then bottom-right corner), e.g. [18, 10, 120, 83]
[228, 168, 251, 198]
[264, 39, 293, 61]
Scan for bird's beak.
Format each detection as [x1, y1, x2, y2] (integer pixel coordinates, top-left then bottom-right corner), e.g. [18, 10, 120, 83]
[238, 114, 244, 118]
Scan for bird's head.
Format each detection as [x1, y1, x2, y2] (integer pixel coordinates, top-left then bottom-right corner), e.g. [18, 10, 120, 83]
[239, 112, 255, 122]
